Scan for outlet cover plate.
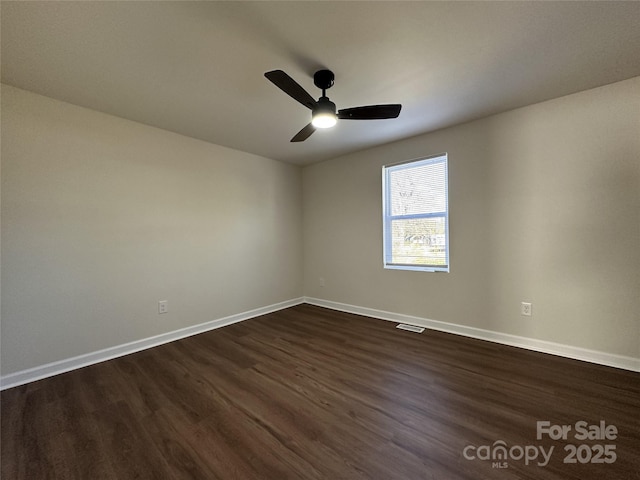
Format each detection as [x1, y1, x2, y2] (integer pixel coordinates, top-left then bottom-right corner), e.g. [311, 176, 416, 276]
[158, 300, 168, 314]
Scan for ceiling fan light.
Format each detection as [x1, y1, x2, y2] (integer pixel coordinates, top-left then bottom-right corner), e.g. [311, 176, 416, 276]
[312, 112, 337, 128]
[312, 97, 337, 129]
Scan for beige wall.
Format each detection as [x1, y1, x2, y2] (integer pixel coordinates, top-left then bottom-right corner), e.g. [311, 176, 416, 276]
[2, 77, 638, 377]
[303, 77, 640, 358]
[1, 85, 303, 375]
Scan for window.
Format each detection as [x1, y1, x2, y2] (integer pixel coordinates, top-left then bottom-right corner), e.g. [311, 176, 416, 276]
[383, 154, 449, 272]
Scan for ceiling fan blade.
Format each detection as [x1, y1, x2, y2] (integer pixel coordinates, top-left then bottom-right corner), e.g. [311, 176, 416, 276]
[291, 123, 316, 142]
[338, 104, 402, 120]
[265, 70, 316, 110]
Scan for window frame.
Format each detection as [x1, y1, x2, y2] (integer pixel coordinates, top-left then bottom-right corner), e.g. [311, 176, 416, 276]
[382, 153, 450, 273]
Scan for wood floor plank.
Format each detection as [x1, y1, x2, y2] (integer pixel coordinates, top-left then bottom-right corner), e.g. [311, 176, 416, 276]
[2, 304, 639, 479]
[91, 401, 173, 480]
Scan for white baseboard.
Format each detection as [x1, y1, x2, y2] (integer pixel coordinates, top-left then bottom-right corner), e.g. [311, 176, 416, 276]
[3, 296, 636, 390]
[304, 297, 640, 373]
[0, 297, 305, 390]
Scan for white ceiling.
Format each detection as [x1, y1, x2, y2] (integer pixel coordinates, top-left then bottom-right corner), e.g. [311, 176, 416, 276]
[2, 1, 640, 166]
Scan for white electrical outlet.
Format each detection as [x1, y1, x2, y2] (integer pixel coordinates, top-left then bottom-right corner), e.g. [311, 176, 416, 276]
[521, 302, 532, 316]
[158, 300, 168, 314]
[319, 277, 325, 287]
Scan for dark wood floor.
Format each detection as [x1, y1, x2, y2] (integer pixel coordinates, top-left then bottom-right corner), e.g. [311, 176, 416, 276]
[2, 304, 639, 479]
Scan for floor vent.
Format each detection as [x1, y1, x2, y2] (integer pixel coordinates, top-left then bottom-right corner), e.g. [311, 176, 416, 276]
[396, 324, 425, 333]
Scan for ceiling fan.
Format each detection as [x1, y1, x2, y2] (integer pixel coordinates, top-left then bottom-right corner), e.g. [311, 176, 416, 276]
[264, 69, 402, 142]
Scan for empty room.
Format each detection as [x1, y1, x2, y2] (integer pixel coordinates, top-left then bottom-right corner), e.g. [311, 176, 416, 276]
[1, 2, 639, 479]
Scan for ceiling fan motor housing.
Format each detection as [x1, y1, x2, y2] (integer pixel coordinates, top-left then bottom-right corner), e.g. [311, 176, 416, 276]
[313, 96, 336, 116]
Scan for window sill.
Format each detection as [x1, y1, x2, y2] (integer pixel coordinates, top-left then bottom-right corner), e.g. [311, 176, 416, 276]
[384, 264, 449, 273]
